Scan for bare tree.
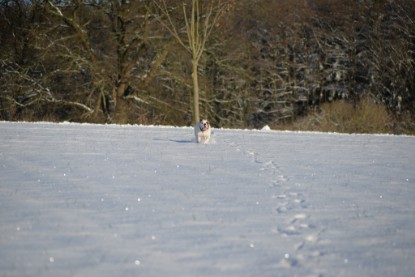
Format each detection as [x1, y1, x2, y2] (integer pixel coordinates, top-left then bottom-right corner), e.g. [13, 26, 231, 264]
[0, 0, 94, 120]
[40, 0, 170, 122]
[154, 0, 224, 123]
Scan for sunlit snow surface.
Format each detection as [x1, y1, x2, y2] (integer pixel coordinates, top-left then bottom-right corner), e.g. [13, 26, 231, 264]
[1, 121, 415, 276]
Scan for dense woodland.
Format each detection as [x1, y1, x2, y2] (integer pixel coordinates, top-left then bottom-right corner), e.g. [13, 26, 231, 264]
[1, 0, 415, 133]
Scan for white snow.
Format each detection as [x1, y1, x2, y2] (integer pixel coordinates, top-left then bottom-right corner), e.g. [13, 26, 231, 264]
[1, 121, 415, 276]
[261, 125, 271, 131]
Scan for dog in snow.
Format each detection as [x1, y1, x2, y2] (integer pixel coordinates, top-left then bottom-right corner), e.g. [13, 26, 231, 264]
[194, 119, 211, 144]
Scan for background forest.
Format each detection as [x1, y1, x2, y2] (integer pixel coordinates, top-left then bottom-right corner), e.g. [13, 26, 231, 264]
[1, 0, 414, 134]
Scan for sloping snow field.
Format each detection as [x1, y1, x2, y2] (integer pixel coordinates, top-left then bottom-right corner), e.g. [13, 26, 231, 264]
[1, 121, 415, 277]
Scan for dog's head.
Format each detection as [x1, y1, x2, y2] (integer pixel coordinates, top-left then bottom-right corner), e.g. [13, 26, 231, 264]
[199, 119, 210, 132]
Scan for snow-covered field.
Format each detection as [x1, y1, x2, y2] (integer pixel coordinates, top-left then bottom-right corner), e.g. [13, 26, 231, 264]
[1, 121, 415, 277]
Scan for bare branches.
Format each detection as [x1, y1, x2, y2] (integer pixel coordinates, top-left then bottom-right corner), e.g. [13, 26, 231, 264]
[0, 59, 93, 115]
[155, 0, 223, 62]
[45, 0, 96, 62]
[154, 0, 225, 123]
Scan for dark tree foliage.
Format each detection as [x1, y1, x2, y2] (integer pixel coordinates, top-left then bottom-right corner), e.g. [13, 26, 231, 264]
[1, 0, 414, 130]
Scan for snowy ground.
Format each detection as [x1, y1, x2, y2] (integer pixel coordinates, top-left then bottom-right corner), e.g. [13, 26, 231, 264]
[1, 121, 415, 277]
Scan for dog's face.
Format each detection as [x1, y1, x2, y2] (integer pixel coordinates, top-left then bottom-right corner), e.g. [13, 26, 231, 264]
[199, 119, 210, 132]
[195, 119, 211, 144]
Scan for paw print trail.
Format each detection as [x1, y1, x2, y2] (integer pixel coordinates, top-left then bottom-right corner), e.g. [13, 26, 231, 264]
[226, 132, 326, 276]
[253, 155, 325, 272]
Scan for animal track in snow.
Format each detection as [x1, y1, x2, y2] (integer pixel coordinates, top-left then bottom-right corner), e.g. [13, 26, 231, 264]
[232, 142, 325, 272]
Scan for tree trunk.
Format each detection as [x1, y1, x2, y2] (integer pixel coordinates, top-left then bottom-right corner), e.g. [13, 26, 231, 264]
[192, 60, 200, 123]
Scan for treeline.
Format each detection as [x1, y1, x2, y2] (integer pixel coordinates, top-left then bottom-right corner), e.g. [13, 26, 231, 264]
[1, 0, 414, 132]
